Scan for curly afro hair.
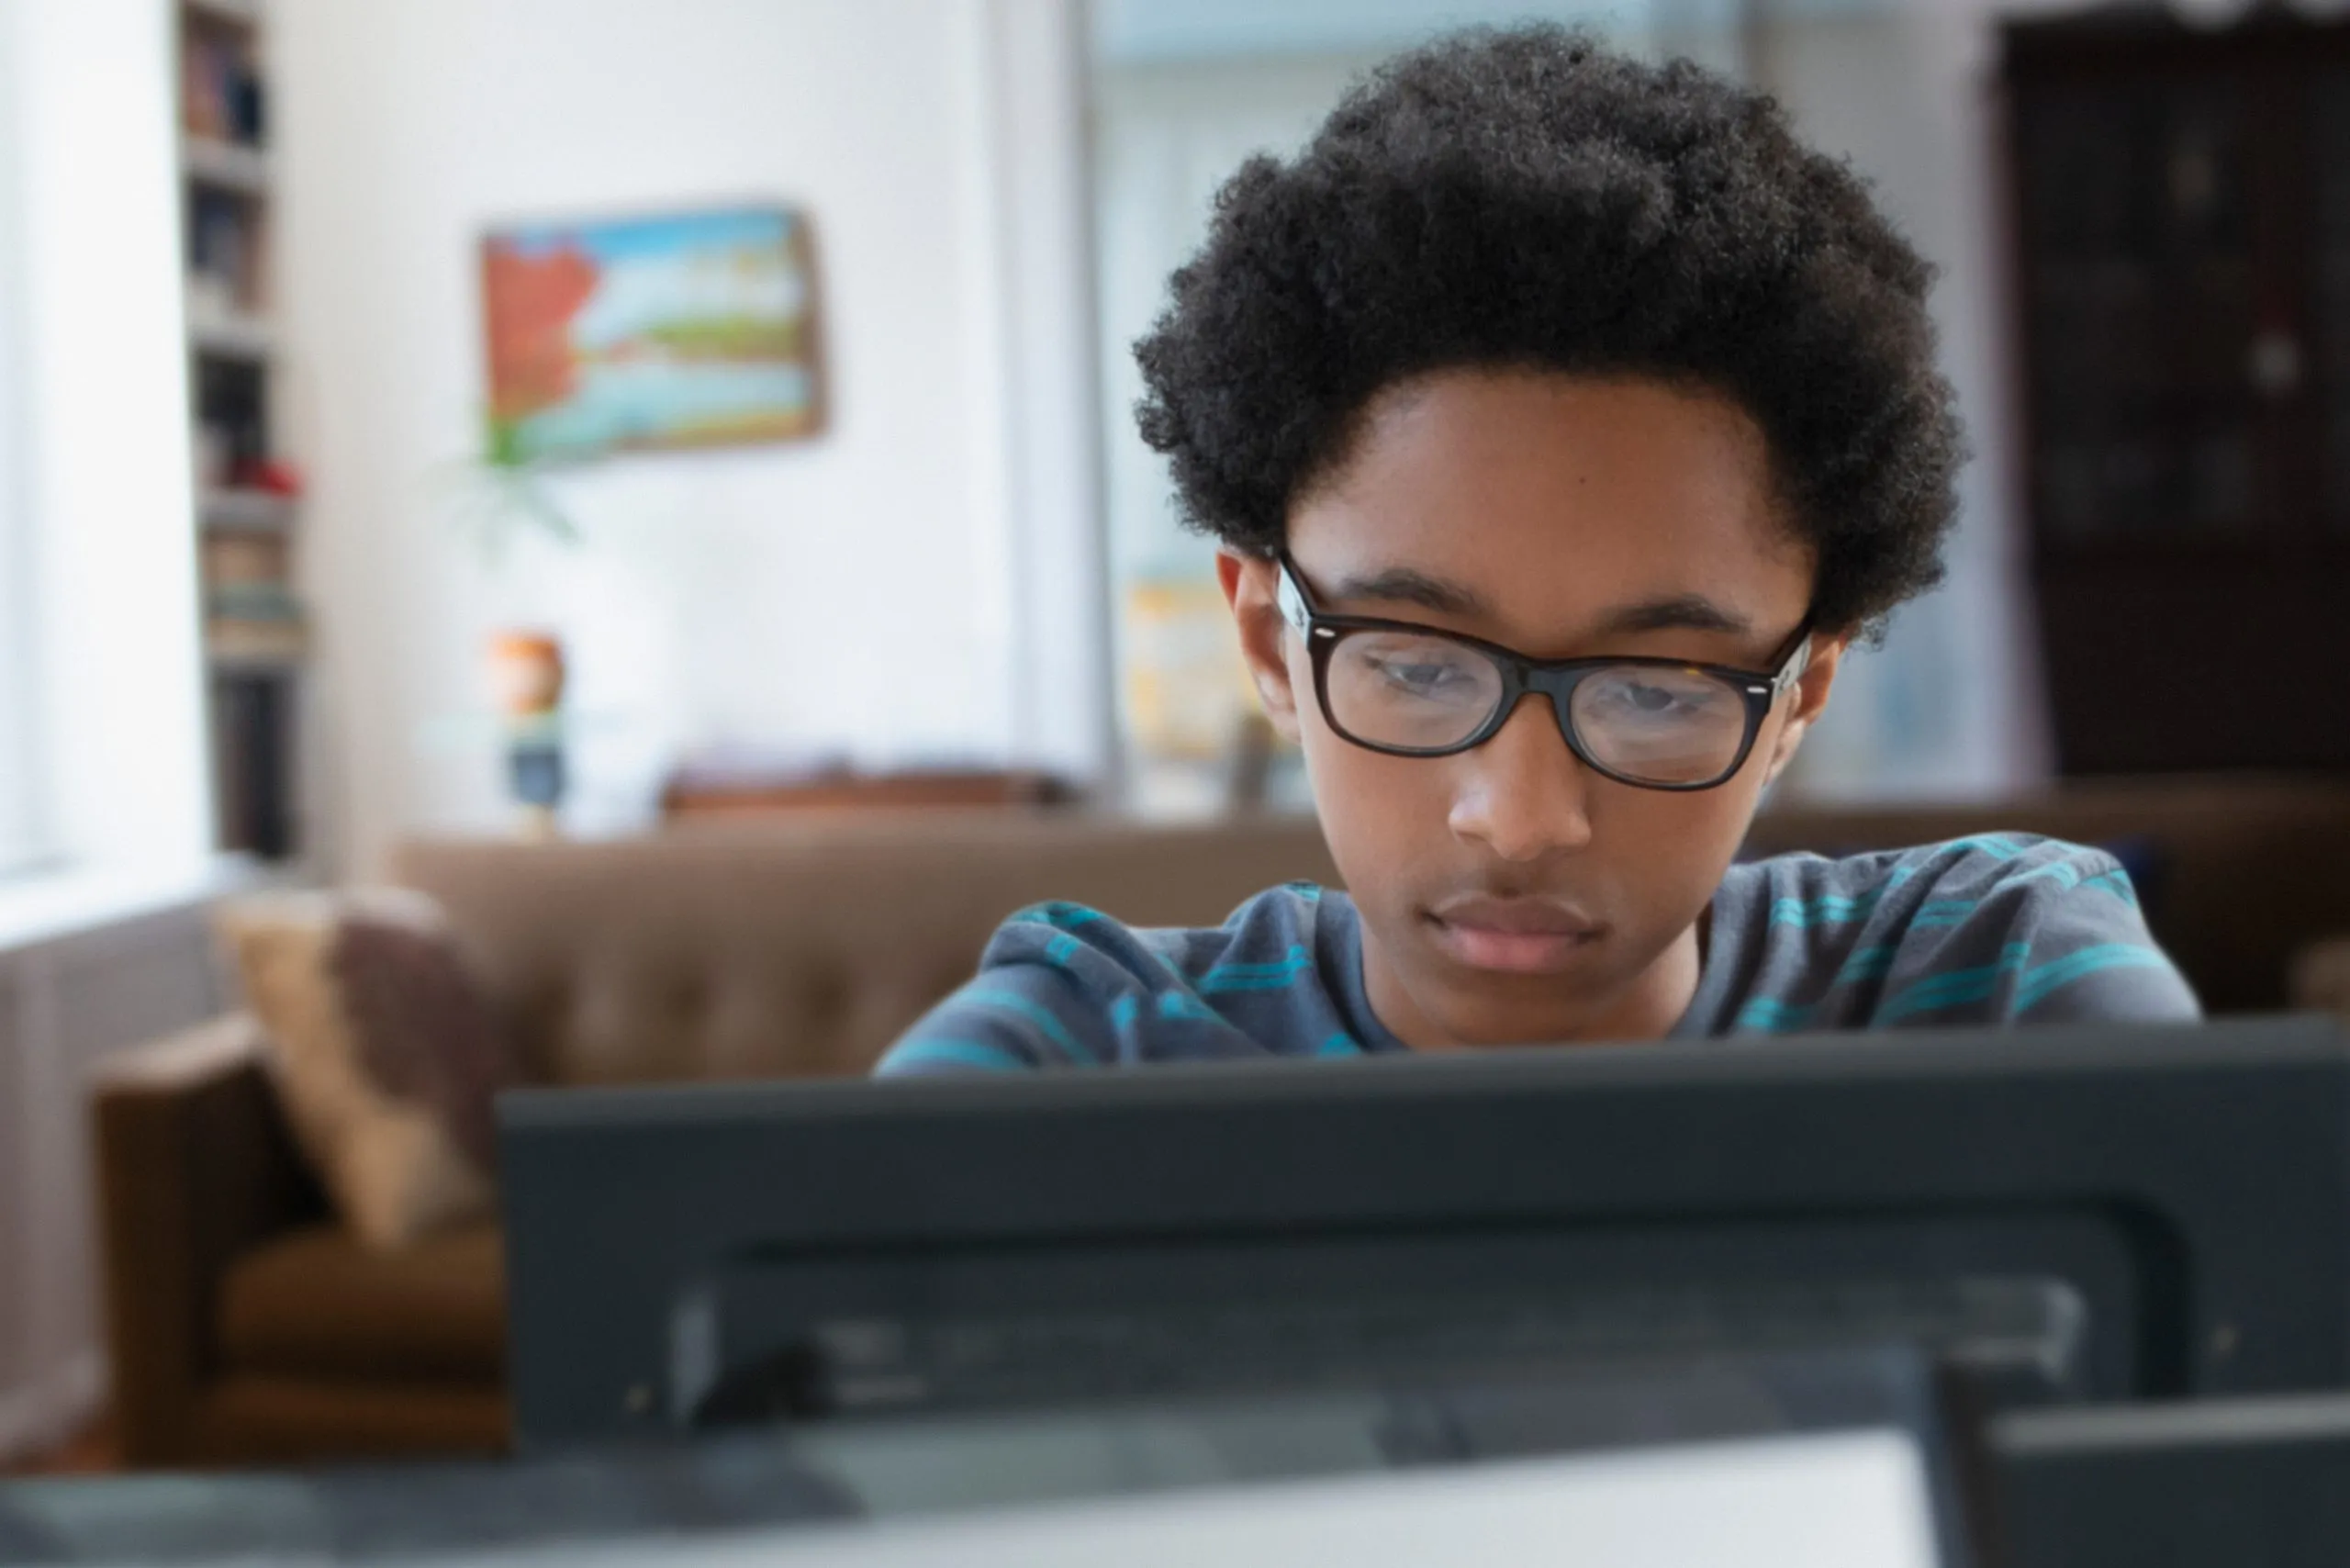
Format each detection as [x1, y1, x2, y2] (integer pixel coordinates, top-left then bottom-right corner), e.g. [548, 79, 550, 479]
[1133, 26, 1965, 637]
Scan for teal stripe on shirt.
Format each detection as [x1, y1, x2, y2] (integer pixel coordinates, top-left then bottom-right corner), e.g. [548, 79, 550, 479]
[1876, 942, 2033, 1023]
[2009, 859, 2089, 892]
[881, 1037, 1030, 1073]
[961, 987, 1091, 1063]
[2079, 869, 2138, 903]
[1014, 902, 1107, 932]
[1767, 866, 1918, 929]
[1837, 945, 1898, 984]
[1735, 996, 1815, 1032]
[2014, 943, 2173, 1014]
[1201, 945, 1310, 977]
[1939, 834, 2026, 861]
[1201, 946, 1314, 992]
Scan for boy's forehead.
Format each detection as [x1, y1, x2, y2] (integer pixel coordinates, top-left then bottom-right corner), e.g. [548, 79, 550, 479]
[1290, 370, 1814, 643]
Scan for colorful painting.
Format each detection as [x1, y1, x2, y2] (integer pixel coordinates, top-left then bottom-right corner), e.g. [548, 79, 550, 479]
[481, 207, 822, 462]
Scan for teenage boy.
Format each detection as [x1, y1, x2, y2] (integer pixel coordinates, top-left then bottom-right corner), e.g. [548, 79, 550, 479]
[878, 28, 2196, 1076]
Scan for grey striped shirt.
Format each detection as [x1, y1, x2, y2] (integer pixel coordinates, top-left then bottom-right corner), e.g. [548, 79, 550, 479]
[875, 834, 2199, 1074]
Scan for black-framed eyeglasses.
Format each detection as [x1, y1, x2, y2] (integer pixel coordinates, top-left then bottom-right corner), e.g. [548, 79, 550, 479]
[1274, 554, 1814, 792]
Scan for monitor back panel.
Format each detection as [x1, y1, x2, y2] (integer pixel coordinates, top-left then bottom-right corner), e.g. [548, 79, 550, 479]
[499, 1018, 2350, 1450]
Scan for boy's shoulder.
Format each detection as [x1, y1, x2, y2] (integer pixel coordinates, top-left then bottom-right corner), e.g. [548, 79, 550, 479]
[1695, 833, 2199, 1034]
[874, 882, 1368, 1076]
[1727, 833, 2144, 944]
[983, 880, 1326, 977]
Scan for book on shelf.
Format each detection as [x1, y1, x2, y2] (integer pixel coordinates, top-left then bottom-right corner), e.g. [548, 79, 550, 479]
[199, 487, 294, 530]
[180, 30, 265, 146]
[187, 185, 262, 314]
[201, 527, 285, 585]
[211, 665, 296, 858]
[207, 585, 300, 623]
[200, 531, 298, 633]
[185, 298, 275, 360]
[190, 359, 272, 484]
[206, 613, 307, 664]
[183, 134, 270, 194]
[186, 0, 264, 24]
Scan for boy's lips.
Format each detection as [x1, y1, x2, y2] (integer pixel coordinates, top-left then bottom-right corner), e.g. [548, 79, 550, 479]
[1424, 894, 1603, 975]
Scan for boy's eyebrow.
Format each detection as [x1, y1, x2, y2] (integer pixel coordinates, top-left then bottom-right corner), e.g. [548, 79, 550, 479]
[1591, 594, 1756, 638]
[1330, 569, 1756, 639]
[1328, 566, 1492, 617]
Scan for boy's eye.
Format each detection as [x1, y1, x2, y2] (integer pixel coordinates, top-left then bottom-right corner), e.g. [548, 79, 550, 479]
[1374, 658, 1469, 692]
[1583, 668, 1738, 725]
[1618, 680, 1689, 713]
[1354, 640, 1488, 701]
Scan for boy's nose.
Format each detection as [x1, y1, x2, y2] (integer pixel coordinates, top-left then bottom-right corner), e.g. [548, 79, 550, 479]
[1445, 693, 1595, 864]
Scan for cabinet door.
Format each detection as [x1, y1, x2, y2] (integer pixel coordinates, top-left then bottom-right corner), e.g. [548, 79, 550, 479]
[2014, 73, 2265, 543]
[2312, 68, 2350, 531]
[2009, 24, 2350, 774]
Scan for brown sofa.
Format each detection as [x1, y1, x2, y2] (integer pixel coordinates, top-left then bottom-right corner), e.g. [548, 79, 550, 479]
[90, 815, 1343, 1467]
[89, 783, 2350, 1468]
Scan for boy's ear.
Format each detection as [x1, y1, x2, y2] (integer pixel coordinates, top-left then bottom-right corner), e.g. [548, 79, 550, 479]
[1759, 633, 1847, 789]
[1216, 551, 1304, 743]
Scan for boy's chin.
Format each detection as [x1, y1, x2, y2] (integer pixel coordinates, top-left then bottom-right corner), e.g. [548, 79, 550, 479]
[1400, 960, 1630, 1050]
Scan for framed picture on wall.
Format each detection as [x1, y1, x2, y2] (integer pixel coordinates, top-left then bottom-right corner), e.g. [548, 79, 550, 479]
[480, 204, 825, 463]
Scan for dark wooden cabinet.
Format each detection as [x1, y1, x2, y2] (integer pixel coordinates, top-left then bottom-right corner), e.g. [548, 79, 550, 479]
[2004, 7, 2350, 774]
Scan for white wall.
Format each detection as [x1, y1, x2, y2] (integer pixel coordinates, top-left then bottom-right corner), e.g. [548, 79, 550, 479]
[276, 0, 1101, 877]
[277, 0, 2114, 868]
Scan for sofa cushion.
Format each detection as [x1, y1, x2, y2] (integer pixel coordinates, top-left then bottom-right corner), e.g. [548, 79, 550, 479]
[216, 889, 523, 1248]
[219, 1221, 506, 1383]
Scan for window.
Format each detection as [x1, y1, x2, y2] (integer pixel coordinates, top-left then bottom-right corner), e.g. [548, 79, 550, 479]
[0, 6, 47, 877]
[0, 0, 214, 889]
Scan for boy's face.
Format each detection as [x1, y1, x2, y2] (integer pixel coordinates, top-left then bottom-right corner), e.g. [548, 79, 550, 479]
[1219, 369, 1845, 1048]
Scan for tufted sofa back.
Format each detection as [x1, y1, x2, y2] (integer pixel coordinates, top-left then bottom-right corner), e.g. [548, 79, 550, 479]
[388, 814, 1339, 1086]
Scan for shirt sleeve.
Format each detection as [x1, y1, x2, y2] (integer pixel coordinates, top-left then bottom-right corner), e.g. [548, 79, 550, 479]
[871, 964, 1086, 1076]
[871, 902, 1155, 1077]
[2000, 855, 2202, 1025]
[1868, 839, 2202, 1028]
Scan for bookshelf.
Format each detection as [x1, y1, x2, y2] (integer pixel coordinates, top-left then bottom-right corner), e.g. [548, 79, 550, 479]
[185, 0, 263, 22]
[177, 0, 301, 859]
[180, 134, 269, 194]
[2003, 9, 2350, 774]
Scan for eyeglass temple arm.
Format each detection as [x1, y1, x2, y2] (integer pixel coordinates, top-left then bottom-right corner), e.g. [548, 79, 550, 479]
[1771, 624, 1816, 697]
[1274, 558, 1315, 637]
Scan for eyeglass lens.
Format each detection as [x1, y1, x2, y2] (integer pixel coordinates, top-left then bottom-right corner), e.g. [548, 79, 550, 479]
[1322, 628, 1753, 785]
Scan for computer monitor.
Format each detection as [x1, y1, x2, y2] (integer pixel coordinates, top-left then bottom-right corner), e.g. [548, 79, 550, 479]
[498, 1016, 2350, 1454]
